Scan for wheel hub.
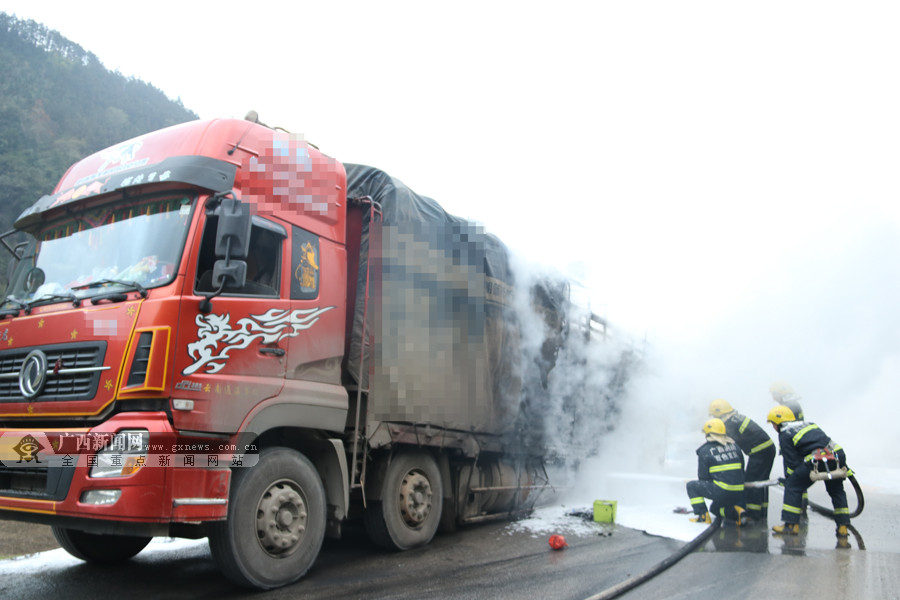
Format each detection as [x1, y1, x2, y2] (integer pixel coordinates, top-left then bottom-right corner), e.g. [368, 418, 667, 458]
[399, 470, 433, 527]
[256, 480, 308, 557]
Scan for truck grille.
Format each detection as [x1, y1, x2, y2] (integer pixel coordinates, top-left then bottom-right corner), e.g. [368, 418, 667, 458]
[0, 462, 73, 500]
[0, 342, 107, 402]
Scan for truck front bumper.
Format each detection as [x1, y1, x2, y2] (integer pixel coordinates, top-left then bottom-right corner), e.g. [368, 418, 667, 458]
[0, 412, 232, 532]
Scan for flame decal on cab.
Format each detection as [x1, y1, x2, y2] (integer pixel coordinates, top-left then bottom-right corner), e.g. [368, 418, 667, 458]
[183, 307, 334, 375]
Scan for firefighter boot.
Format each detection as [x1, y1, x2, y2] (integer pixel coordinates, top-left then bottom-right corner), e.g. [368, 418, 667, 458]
[734, 506, 749, 527]
[836, 525, 851, 549]
[772, 523, 800, 535]
[690, 512, 712, 524]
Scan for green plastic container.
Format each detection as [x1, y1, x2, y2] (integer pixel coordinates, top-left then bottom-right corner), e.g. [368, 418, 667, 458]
[593, 500, 617, 523]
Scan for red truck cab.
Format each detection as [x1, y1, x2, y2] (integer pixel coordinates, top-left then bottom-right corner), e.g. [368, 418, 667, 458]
[0, 118, 351, 587]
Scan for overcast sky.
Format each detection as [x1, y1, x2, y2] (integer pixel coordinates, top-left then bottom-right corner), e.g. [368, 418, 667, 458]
[3, 2, 900, 458]
[3, 1, 898, 337]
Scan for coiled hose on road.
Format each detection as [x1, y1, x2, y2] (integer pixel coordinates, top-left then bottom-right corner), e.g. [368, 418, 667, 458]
[800, 473, 866, 549]
[807, 474, 865, 519]
[582, 473, 865, 600]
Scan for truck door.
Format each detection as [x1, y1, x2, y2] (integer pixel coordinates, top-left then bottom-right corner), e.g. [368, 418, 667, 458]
[282, 225, 345, 384]
[269, 225, 348, 434]
[173, 213, 290, 433]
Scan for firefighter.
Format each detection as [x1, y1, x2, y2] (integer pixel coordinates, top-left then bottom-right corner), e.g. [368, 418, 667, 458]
[767, 405, 850, 537]
[685, 418, 746, 524]
[769, 382, 809, 515]
[708, 399, 775, 521]
[769, 380, 804, 420]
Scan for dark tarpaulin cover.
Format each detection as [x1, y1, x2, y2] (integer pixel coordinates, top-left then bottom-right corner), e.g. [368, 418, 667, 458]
[344, 164, 523, 434]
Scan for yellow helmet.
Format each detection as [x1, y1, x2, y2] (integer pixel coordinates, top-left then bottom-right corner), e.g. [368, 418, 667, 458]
[766, 405, 796, 426]
[708, 399, 734, 418]
[702, 418, 727, 436]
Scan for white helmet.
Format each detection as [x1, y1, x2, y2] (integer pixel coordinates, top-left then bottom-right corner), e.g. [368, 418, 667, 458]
[769, 380, 800, 403]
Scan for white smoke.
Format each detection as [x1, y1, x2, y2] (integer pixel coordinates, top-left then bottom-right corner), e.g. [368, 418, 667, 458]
[508, 254, 642, 463]
[509, 212, 900, 506]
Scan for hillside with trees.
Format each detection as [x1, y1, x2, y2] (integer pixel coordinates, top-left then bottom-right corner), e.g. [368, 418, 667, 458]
[0, 12, 198, 279]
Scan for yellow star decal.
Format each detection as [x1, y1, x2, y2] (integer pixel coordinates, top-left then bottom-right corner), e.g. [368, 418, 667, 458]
[127, 305, 136, 318]
[27, 405, 34, 414]
[7, 338, 12, 346]
[70, 329, 78, 340]
[38, 319, 45, 328]
[104, 379, 113, 391]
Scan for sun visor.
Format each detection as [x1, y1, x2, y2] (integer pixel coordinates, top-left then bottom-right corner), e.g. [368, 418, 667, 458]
[15, 155, 236, 229]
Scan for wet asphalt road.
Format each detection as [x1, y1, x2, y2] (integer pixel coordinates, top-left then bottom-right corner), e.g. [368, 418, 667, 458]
[0, 485, 896, 600]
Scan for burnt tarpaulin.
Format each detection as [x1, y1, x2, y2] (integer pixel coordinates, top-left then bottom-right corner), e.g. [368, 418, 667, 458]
[344, 164, 521, 434]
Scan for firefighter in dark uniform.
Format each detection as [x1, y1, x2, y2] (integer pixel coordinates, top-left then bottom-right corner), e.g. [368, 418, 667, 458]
[769, 381, 809, 514]
[767, 405, 851, 537]
[709, 399, 776, 521]
[685, 418, 746, 524]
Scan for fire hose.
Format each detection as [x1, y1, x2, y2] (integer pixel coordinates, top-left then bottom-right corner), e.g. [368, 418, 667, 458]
[582, 470, 864, 600]
[582, 517, 722, 600]
[810, 474, 865, 519]
[748, 472, 866, 549]
[746, 470, 865, 519]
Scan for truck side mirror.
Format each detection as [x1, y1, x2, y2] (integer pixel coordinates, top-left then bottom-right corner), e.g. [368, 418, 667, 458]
[212, 258, 247, 290]
[199, 195, 252, 313]
[215, 196, 251, 259]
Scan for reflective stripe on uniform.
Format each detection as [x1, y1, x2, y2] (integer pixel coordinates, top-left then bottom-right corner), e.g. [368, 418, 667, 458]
[690, 496, 706, 505]
[783, 503, 803, 514]
[750, 439, 774, 454]
[747, 503, 762, 511]
[714, 481, 744, 492]
[709, 463, 742, 473]
[792, 424, 819, 445]
[834, 507, 850, 515]
[739, 417, 750, 434]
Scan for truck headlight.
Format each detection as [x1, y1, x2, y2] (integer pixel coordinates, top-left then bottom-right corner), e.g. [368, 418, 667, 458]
[80, 489, 123, 505]
[90, 429, 149, 478]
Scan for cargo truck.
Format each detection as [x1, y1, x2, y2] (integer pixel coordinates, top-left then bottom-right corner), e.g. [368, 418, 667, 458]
[0, 114, 576, 589]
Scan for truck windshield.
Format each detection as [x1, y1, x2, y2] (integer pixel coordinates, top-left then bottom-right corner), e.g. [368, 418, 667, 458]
[4, 195, 194, 307]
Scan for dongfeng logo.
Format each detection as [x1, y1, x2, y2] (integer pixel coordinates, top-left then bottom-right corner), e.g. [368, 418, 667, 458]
[19, 350, 48, 399]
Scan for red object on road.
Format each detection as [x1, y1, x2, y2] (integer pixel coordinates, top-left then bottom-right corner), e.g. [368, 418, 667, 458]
[549, 534, 568, 550]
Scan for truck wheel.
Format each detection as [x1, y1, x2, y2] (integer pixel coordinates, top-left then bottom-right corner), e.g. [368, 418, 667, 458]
[208, 447, 326, 590]
[52, 527, 151, 563]
[365, 450, 443, 551]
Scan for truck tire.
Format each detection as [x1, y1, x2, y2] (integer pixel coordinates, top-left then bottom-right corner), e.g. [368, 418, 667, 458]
[208, 447, 326, 590]
[52, 527, 151, 563]
[364, 450, 443, 551]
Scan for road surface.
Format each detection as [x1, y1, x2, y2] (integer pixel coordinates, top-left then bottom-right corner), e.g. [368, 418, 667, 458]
[0, 484, 896, 599]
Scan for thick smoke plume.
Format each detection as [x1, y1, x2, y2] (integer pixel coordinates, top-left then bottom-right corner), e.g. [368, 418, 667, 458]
[507, 256, 641, 465]
[508, 214, 900, 507]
